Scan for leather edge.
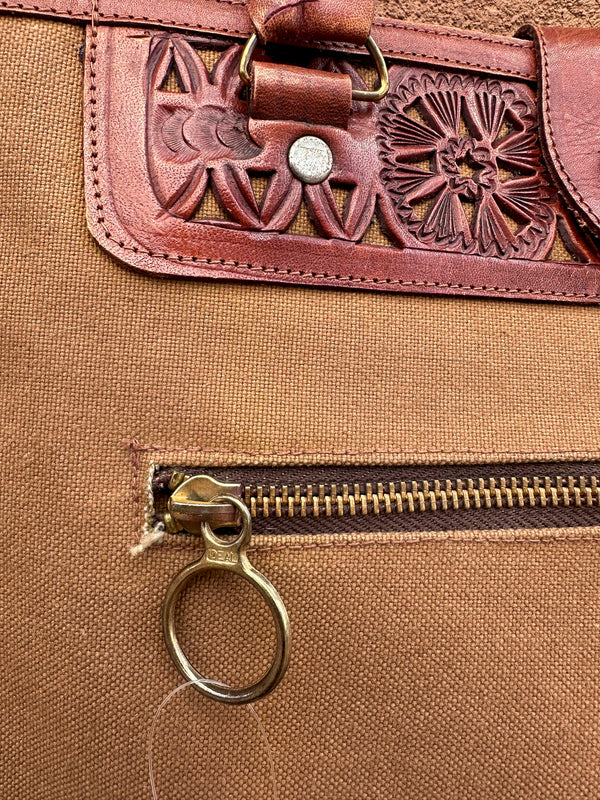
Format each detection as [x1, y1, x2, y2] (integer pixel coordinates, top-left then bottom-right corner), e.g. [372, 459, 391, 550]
[82, 23, 600, 305]
[518, 24, 600, 238]
[0, 0, 537, 80]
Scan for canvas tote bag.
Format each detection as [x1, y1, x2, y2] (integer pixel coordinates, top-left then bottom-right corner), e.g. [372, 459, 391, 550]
[2, 0, 600, 797]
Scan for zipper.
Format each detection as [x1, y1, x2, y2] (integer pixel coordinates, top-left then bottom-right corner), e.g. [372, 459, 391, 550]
[154, 462, 600, 536]
[159, 474, 291, 703]
[157, 462, 600, 703]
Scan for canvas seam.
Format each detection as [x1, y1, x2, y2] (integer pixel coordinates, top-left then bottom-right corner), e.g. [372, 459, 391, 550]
[171, 531, 600, 555]
[127, 440, 600, 462]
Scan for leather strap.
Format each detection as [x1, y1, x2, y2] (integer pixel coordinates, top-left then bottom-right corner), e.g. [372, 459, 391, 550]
[247, 0, 375, 45]
[251, 61, 352, 126]
[0, 1, 538, 81]
[520, 24, 600, 237]
[245, 1, 369, 125]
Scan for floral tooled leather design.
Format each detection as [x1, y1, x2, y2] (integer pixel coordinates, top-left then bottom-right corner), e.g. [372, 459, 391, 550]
[147, 36, 563, 260]
[378, 70, 555, 258]
[147, 36, 380, 241]
[83, 23, 600, 303]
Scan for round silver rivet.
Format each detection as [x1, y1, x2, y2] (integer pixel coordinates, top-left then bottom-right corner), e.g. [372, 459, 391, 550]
[288, 136, 333, 184]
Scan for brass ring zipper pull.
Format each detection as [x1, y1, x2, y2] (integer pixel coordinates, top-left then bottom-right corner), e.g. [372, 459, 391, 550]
[162, 491, 291, 704]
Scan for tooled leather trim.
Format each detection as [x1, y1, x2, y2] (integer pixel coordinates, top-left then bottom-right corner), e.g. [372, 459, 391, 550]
[85, 17, 598, 300]
[87, 36, 596, 299]
[537, 26, 600, 234]
[0, 0, 537, 80]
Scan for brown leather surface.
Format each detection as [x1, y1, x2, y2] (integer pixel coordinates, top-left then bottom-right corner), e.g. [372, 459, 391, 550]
[247, 0, 374, 45]
[83, 24, 600, 303]
[251, 61, 352, 125]
[521, 25, 600, 239]
[0, 0, 539, 80]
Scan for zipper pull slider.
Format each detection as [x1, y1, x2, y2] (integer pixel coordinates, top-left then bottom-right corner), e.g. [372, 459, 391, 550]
[162, 475, 291, 704]
[164, 472, 242, 534]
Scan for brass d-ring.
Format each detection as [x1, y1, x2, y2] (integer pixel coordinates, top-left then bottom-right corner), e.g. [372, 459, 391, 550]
[239, 33, 389, 102]
[162, 495, 291, 704]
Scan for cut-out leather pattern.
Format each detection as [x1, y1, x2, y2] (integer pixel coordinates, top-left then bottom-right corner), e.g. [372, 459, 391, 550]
[84, 24, 600, 303]
[147, 37, 378, 241]
[378, 70, 555, 259]
[147, 35, 585, 263]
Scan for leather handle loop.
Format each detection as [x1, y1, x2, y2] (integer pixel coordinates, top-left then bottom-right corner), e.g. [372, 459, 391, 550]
[240, 32, 389, 104]
[247, 0, 375, 46]
[251, 61, 353, 126]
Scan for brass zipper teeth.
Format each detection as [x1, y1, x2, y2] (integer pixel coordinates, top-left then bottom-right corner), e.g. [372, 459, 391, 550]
[243, 475, 600, 518]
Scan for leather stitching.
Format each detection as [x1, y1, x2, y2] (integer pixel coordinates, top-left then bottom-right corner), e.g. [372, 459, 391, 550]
[538, 26, 600, 232]
[312, 39, 534, 78]
[1, 1, 535, 78]
[373, 18, 531, 49]
[86, 19, 598, 298]
[0, 0, 531, 49]
[0, 1, 249, 32]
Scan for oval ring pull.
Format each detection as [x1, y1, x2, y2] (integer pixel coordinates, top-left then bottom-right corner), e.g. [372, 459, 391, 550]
[239, 33, 389, 102]
[162, 495, 291, 704]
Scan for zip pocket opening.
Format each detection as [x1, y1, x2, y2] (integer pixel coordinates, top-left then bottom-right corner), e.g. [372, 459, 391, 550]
[152, 462, 600, 536]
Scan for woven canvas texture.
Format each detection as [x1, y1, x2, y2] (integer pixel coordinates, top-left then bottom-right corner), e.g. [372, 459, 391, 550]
[1, 7, 600, 800]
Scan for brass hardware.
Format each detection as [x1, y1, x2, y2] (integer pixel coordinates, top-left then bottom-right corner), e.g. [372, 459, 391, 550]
[352, 36, 389, 101]
[162, 484, 291, 704]
[156, 469, 600, 526]
[239, 33, 389, 102]
[164, 472, 242, 533]
[238, 33, 256, 86]
[238, 475, 600, 517]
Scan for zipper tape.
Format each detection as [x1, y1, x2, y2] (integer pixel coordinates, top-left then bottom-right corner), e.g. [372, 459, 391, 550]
[153, 462, 600, 535]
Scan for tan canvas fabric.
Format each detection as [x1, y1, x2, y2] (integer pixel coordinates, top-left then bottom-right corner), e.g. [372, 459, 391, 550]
[1, 6, 600, 799]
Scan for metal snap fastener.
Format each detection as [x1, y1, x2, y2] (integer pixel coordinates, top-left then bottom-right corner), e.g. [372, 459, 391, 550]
[288, 136, 333, 184]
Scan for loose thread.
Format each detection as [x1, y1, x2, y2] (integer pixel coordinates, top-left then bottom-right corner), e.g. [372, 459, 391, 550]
[148, 679, 279, 800]
[130, 522, 166, 557]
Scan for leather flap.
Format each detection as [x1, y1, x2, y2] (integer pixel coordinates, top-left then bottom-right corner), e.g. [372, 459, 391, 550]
[523, 25, 600, 237]
[80, 23, 600, 304]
